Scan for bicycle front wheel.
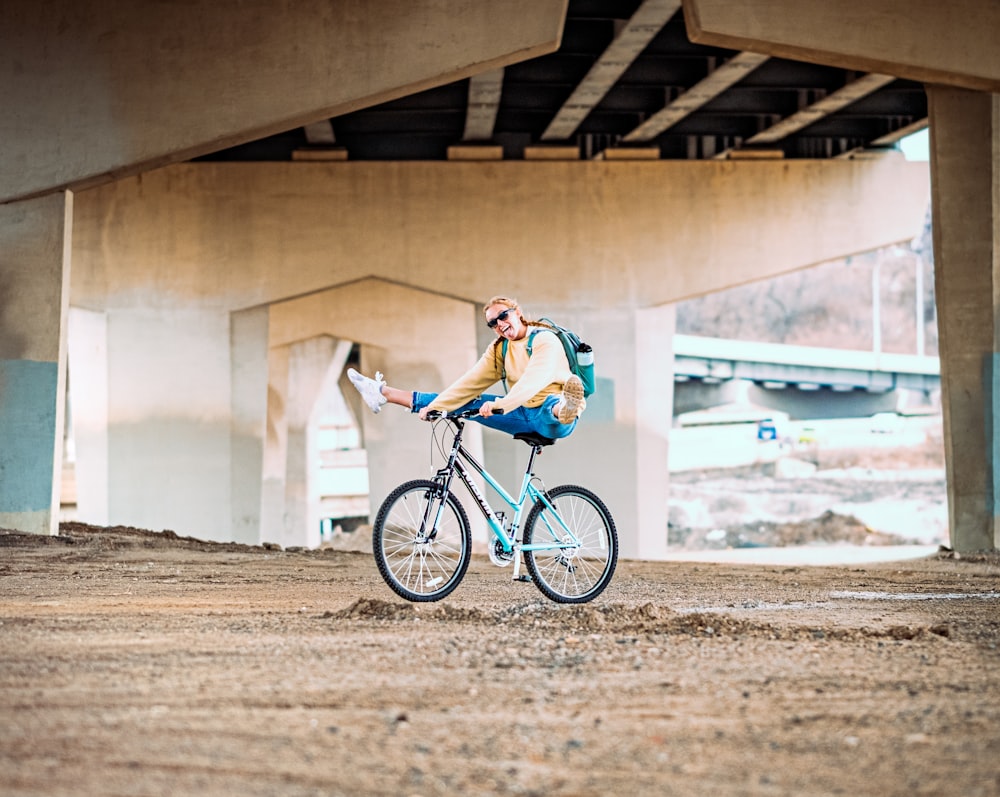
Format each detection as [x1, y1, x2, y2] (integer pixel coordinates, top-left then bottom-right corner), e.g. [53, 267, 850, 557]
[372, 479, 471, 602]
[522, 484, 618, 603]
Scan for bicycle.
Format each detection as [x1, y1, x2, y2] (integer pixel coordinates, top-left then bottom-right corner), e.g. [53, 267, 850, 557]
[371, 408, 618, 603]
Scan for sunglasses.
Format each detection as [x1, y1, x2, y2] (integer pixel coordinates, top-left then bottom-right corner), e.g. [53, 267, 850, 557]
[486, 309, 514, 329]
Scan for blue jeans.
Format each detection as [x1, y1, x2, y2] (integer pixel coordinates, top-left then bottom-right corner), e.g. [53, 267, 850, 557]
[411, 392, 576, 440]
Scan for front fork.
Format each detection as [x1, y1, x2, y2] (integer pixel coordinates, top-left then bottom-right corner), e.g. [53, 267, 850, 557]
[418, 417, 480, 546]
[422, 467, 459, 542]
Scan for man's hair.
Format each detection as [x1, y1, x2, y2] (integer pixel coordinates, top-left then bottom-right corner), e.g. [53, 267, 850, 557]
[483, 296, 521, 316]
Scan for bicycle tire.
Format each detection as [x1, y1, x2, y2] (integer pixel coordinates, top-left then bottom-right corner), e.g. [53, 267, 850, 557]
[372, 479, 471, 602]
[522, 484, 618, 603]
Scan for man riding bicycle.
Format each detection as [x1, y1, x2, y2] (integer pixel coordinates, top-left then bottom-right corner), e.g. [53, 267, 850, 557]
[348, 296, 585, 440]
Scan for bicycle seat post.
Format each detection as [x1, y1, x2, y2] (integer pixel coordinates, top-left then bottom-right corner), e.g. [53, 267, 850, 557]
[524, 443, 543, 478]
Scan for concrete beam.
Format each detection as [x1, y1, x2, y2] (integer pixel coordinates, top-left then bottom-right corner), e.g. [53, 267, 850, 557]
[682, 0, 1000, 93]
[71, 158, 930, 313]
[1, 0, 567, 204]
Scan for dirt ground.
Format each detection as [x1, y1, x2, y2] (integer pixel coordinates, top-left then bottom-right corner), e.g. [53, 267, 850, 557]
[2, 522, 999, 797]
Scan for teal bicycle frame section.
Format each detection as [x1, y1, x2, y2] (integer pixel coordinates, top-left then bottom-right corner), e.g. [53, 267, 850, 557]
[448, 443, 579, 555]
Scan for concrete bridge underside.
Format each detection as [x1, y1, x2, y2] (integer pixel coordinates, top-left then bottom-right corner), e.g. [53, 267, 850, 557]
[1, 0, 998, 554]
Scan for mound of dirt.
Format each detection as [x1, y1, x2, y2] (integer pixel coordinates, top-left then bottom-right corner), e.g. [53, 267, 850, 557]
[46, 522, 270, 553]
[323, 596, 957, 643]
[674, 509, 919, 550]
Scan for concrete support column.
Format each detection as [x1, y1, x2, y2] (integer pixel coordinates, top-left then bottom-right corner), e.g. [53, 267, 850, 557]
[230, 306, 268, 544]
[68, 307, 109, 526]
[282, 337, 333, 550]
[928, 86, 1000, 551]
[528, 304, 676, 560]
[262, 332, 361, 549]
[0, 192, 72, 534]
[285, 337, 351, 549]
[261, 345, 289, 545]
[104, 308, 232, 539]
[635, 304, 678, 558]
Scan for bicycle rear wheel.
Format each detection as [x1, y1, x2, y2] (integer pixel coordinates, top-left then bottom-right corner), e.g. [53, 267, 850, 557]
[372, 479, 471, 602]
[522, 484, 618, 603]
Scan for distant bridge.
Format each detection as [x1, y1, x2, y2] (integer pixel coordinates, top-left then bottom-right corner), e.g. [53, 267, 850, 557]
[672, 335, 940, 419]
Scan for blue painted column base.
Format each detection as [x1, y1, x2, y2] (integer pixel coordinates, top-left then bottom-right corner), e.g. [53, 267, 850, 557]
[0, 359, 59, 534]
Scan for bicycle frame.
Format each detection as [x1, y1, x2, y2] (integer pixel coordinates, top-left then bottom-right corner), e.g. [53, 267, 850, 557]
[430, 417, 581, 578]
[372, 409, 618, 604]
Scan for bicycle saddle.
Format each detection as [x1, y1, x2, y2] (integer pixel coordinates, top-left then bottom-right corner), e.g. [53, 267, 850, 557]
[513, 432, 555, 447]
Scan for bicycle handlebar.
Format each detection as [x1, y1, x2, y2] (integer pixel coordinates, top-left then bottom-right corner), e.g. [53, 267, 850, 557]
[425, 406, 504, 421]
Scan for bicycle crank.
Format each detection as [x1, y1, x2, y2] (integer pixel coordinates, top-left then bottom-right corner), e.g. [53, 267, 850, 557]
[488, 538, 515, 567]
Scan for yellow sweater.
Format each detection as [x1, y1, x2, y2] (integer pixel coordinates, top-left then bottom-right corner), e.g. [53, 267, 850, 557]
[428, 328, 572, 413]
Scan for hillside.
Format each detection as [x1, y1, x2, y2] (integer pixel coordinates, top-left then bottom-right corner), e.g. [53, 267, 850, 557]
[677, 208, 937, 356]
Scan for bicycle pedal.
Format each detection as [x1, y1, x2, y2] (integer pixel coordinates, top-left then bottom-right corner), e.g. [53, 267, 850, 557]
[513, 574, 532, 583]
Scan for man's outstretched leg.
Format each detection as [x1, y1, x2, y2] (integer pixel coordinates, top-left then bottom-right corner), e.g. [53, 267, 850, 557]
[553, 374, 584, 424]
[347, 368, 413, 413]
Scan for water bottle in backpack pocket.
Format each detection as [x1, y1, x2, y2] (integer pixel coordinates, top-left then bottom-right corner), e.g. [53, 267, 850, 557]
[574, 341, 595, 397]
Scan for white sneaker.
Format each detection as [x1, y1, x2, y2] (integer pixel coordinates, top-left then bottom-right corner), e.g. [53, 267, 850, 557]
[347, 368, 387, 414]
[555, 374, 584, 424]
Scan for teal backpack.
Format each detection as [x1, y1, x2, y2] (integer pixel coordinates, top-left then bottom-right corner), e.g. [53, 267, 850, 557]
[500, 318, 595, 397]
